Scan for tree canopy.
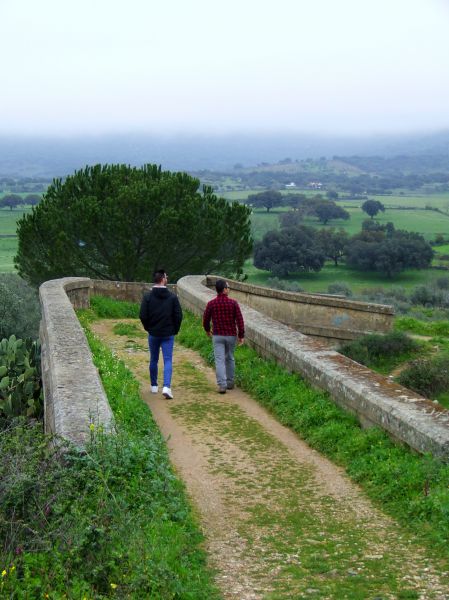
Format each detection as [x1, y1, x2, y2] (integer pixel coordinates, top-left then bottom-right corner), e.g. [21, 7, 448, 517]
[346, 226, 434, 277]
[0, 194, 22, 210]
[253, 226, 325, 277]
[15, 164, 253, 285]
[247, 190, 283, 212]
[313, 201, 350, 225]
[315, 228, 349, 266]
[361, 199, 385, 219]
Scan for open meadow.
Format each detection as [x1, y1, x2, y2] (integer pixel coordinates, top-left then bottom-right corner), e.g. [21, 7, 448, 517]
[0, 207, 31, 271]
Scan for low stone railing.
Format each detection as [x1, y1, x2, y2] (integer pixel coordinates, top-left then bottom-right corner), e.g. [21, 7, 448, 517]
[177, 275, 449, 461]
[40, 275, 449, 460]
[205, 276, 394, 343]
[39, 277, 114, 446]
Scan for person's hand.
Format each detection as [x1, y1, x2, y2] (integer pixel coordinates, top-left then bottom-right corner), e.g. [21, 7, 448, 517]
[238, 337, 244, 346]
[206, 331, 212, 337]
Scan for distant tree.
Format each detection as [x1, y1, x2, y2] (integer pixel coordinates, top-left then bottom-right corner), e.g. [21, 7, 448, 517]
[284, 193, 307, 210]
[315, 228, 349, 266]
[346, 228, 433, 277]
[279, 211, 304, 228]
[247, 190, 283, 212]
[1, 194, 22, 210]
[24, 194, 41, 206]
[361, 199, 385, 219]
[314, 201, 350, 225]
[326, 190, 339, 200]
[15, 164, 253, 286]
[253, 226, 325, 277]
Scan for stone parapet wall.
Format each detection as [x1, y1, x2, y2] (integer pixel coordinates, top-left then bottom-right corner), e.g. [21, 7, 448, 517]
[39, 277, 114, 447]
[177, 275, 449, 461]
[205, 276, 394, 342]
[91, 279, 176, 303]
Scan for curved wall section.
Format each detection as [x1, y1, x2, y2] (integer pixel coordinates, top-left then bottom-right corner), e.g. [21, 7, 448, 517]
[205, 276, 394, 342]
[39, 277, 113, 446]
[177, 275, 449, 461]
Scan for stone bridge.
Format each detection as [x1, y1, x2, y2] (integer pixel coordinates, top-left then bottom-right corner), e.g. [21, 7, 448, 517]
[39, 276, 449, 460]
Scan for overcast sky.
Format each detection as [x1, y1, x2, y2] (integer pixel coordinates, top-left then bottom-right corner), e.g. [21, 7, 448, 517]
[1, 0, 449, 136]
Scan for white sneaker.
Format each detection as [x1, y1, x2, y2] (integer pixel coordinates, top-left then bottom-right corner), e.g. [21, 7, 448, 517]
[151, 385, 158, 394]
[162, 386, 173, 399]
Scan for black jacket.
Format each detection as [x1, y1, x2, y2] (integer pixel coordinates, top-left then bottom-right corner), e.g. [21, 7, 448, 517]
[139, 287, 183, 337]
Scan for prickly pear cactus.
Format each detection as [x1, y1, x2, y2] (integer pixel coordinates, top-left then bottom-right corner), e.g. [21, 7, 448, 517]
[0, 335, 43, 418]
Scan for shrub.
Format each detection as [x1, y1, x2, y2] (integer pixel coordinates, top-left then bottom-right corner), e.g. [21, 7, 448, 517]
[0, 323, 219, 598]
[266, 277, 305, 293]
[398, 356, 449, 399]
[0, 274, 40, 340]
[358, 286, 411, 313]
[0, 335, 42, 420]
[338, 331, 420, 369]
[436, 277, 449, 290]
[410, 284, 449, 308]
[327, 282, 352, 297]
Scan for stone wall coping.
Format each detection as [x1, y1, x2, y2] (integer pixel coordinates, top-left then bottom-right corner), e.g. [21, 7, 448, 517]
[177, 275, 449, 461]
[40, 277, 114, 447]
[205, 275, 394, 315]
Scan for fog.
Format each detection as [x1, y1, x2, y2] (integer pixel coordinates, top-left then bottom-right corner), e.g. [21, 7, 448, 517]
[1, 0, 449, 136]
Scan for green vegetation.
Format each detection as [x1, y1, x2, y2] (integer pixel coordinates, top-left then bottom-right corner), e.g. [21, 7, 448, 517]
[395, 316, 449, 337]
[398, 356, 449, 406]
[244, 259, 446, 293]
[91, 294, 139, 319]
[0, 273, 41, 339]
[0, 303, 220, 599]
[338, 331, 421, 374]
[15, 164, 252, 285]
[0, 335, 42, 420]
[177, 310, 449, 563]
[112, 321, 142, 336]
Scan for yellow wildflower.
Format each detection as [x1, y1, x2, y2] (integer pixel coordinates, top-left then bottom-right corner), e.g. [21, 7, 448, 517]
[110, 583, 117, 589]
[1, 570, 6, 577]
[89, 423, 95, 431]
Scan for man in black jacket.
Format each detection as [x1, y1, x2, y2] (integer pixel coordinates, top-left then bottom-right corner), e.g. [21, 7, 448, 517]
[139, 270, 183, 399]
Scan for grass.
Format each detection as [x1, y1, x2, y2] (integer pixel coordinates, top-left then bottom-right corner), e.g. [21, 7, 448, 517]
[250, 205, 449, 242]
[175, 309, 449, 565]
[0, 303, 221, 598]
[243, 258, 446, 293]
[0, 207, 32, 272]
[0, 237, 19, 272]
[395, 316, 449, 337]
[166, 354, 426, 597]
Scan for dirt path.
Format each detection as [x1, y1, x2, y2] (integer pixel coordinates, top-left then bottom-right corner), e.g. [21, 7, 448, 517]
[92, 319, 449, 600]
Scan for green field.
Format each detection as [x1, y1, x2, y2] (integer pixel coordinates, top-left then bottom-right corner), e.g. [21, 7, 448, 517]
[0, 208, 32, 271]
[249, 201, 449, 242]
[243, 259, 446, 293]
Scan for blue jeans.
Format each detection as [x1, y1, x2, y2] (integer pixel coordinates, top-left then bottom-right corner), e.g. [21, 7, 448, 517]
[148, 335, 174, 387]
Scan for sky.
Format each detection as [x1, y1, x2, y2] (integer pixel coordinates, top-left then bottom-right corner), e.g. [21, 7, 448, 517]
[1, 0, 449, 137]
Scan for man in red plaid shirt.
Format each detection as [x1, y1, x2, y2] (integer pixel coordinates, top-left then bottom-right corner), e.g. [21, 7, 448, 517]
[203, 279, 245, 393]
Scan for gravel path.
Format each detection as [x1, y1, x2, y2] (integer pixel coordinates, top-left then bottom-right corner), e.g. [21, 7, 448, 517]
[92, 319, 449, 600]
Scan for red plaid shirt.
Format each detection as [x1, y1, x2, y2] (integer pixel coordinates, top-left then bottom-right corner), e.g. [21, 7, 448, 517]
[203, 294, 245, 338]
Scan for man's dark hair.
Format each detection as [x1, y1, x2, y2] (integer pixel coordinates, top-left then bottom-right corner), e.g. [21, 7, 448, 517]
[153, 269, 166, 284]
[215, 279, 228, 294]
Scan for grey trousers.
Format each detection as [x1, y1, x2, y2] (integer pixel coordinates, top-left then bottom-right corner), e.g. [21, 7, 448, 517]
[212, 335, 237, 388]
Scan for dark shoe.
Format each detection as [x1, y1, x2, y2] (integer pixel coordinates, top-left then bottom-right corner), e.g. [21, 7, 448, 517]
[227, 383, 234, 390]
[218, 387, 227, 394]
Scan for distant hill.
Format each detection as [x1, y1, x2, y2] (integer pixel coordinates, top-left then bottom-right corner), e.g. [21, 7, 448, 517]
[0, 130, 448, 177]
